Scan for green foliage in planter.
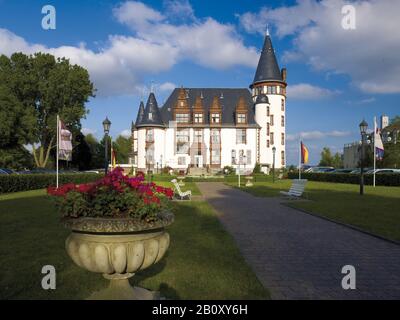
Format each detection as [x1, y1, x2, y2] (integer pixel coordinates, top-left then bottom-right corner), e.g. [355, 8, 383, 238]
[287, 172, 400, 186]
[0, 173, 101, 194]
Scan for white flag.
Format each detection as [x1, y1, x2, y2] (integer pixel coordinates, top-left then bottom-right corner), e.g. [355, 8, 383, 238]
[58, 119, 72, 161]
[374, 118, 384, 160]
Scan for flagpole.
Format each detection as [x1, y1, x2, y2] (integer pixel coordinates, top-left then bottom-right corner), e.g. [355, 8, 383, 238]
[56, 115, 59, 188]
[299, 140, 301, 180]
[373, 116, 376, 187]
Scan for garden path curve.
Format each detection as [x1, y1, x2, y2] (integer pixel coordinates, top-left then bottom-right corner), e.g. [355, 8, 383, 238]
[196, 182, 400, 300]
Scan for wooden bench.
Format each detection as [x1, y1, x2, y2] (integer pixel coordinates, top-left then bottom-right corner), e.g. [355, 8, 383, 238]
[280, 179, 307, 198]
[171, 179, 192, 200]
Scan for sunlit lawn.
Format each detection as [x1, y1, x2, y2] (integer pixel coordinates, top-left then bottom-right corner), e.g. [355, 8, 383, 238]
[154, 180, 202, 196]
[0, 189, 267, 299]
[229, 179, 400, 242]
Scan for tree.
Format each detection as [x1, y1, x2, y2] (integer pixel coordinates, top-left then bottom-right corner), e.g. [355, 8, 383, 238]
[332, 152, 344, 168]
[72, 132, 92, 170]
[0, 52, 95, 168]
[0, 146, 33, 170]
[85, 134, 103, 169]
[319, 147, 333, 166]
[382, 142, 400, 168]
[113, 135, 132, 164]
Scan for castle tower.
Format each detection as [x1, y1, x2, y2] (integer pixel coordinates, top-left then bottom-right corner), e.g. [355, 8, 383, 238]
[251, 31, 287, 171]
[135, 93, 165, 171]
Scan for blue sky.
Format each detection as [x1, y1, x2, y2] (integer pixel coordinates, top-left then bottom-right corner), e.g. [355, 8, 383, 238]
[0, 0, 399, 165]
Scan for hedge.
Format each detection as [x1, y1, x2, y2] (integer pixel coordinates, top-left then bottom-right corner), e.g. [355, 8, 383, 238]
[0, 173, 102, 194]
[148, 173, 273, 183]
[287, 172, 400, 186]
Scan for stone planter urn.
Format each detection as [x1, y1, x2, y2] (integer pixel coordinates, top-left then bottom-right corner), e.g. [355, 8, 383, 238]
[245, 176, 254, 187]
[63, 212, 173, 300]
[177, 176, 185, 186]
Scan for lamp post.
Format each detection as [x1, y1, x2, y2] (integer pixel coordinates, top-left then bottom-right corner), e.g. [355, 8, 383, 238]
[359, 119, 368, 195]
[102, 117, 111, 175]
[272, 146, 276, 183]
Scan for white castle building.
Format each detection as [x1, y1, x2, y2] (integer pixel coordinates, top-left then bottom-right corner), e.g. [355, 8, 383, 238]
[130, 33, 287, 174]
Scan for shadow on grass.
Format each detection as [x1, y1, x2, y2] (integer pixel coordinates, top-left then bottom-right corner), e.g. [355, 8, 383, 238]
[0, 192, 267, 300]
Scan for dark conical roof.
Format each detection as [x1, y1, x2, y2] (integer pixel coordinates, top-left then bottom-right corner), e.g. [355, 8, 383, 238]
[137, 93, 164, 127]
[251, 35, 283, 86]
[135, 101, 145, 126]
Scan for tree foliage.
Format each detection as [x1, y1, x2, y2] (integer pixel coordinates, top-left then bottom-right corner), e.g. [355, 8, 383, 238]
[319, 147, 343, 168]
[0, 52, 95, 168]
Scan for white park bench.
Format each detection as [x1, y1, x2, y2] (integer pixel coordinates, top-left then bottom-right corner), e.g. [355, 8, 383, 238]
[280, 179, 307, 198]
[171, 179, 192, 200]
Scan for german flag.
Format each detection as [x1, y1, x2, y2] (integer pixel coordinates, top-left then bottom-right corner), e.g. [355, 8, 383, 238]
[301, 141, 309, 164]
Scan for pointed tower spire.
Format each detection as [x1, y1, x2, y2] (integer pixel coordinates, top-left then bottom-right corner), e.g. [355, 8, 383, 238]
[136, 93, 164, 127]
[250, 33, 284, 88]
[135, 101, 145, 126]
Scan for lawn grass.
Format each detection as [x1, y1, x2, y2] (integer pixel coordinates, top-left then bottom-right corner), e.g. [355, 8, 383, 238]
[0, 189, 267, 299]
[232, 179, 400, 242]
[226, 178, 292, 197]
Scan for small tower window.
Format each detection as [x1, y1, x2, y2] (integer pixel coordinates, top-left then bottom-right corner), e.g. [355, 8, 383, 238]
[194, 113, 203, 123]
[281, 151, 285, 166]
[237, 113, 246, 124]
[270, 132, 274, 145]
[272, 86, 277, 94]
[266, 122, 270, 135]
[270, 115, 274, 126]
[211, 113, 220, 123]
[148, 112, 153, 120]
[281, 99, 285, 111]
[266, 106, 270, 116]
[281, 133, 285, 145]
[281, 115, 285, 127]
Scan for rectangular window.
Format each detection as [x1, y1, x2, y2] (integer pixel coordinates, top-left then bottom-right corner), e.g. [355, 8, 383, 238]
[246, 150, 251, 165]
[148, 112, 153, 120]
[146, 129, 154, 142]
[237, 113, 246, 124]
[281, 133, 285, 145]
[270, 132, 274, 145]
[267, 139, 270, 148]
[194, 113, 203, 123]
[176, 113, 189, 123]
[231, 150, 236, 165]
[146, 146, 154, 163]
[211, 113, 220, 123]
[178, 156, 186, 165]
[281, 99, 285, 111]
[211, 129, 220, 145]
[176, 129, 189, 154]
[272, 86, 277, 94]
[194, 129, 202, 143]
[267, 86, 272, 94]
[281, 151, 285, 166]
[266, 106, 270, 116]
[211, 149, 220, 164]
[266, 122, 270, 135]
[270, 115, 274, 126]
[236, 129, 246, 144]
[281, 115, 285, 127]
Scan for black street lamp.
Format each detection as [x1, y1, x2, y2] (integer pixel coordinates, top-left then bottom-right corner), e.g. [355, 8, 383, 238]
[272, 146, 276, 183]
[359, 119, 368, 195]
[102, 117, 111, 175]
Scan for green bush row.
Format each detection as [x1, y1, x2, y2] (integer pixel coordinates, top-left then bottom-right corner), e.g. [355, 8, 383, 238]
[287, 172, 400, 186]
[0, 173, 102, 194]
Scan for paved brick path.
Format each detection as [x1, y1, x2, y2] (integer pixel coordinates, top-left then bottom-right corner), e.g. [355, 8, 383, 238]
[196, 182, 400, 300]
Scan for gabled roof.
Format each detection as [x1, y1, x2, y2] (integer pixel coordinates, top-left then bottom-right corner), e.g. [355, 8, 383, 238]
[136, 93, 165, 128]
[160, 88, 259, 127]
[251, 34, 283, 87]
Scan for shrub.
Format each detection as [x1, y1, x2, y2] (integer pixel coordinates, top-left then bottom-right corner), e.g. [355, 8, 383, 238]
[253, 162, 262, 174]
[287, 172, 400, 186]
[222, 166, 235, 175]
[0, 173, 101, 194]
[47, 168, 174, 221]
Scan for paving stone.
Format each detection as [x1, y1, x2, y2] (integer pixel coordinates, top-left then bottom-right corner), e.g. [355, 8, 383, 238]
[196, 182, 400, 300]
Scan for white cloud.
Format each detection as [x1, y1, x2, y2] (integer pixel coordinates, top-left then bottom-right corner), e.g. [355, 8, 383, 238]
[120, 129, 132, 138]
[163, 0, 195, 21]
[239, 0, 400, 94]
[158, 82, 176, 92]
[81, 128, 97, 136]
[287, 130, 351, 141]
[0, 1, 258, 96]
[287, 83, 339, 100]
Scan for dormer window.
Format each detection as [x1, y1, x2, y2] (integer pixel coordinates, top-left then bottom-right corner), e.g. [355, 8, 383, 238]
[237, 113, 246, 124]
[176, 113, 189, 123]
[194, 113, 203, 123]
[211, 113, 220, 124]
[148, 112, 153, 120]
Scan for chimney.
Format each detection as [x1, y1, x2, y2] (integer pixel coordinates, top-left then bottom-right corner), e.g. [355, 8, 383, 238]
[281, 68, 287, 82]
